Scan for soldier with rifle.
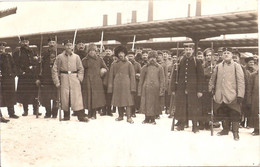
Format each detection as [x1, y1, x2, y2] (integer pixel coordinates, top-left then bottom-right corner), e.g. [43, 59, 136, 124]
[38, 37, 59, 118]
[13, 37, 42, 116]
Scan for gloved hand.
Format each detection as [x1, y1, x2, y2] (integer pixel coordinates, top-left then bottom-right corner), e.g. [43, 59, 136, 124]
[237, 97, 243, 104]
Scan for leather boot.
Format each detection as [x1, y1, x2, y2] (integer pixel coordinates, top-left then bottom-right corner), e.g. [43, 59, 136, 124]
[22, 104, 28, 116]
[88, 110, 92, 119]
[76, 110, 89, 122]
[198, 121, 205, 130]
[92, 110, 97, 119]
[177, 121, 184, 131]
[126, 107, 134, 124]
[107, 108, 113, 116]
[115, 107, 124, 121]
[8, 106, 19, 119]
[150, 116, 156, 125]
[232, 122, 240, 141]
[52, 107, 58, 118]
[0, 116, 10, 123]
[62, 111, 70, 121]
[44, 106, 52, 118]
[192, 121, 199, 133]
[217, 120, 230, 136]
[142, 115, 149, 124]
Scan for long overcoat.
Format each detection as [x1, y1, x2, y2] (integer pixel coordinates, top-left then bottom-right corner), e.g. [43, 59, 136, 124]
[131, 60, 141, 109]
[171, 56, 204, 121]
[209, 60, 245, 114]
[40, 49, 57, 106]
[107, 59, 136, 107]
[138, 63, 165, 116]
[0, 52, 17, 107]
[52, 51, 84, 111]
[13, 46, 39, 104]
[246, 71, 259, 129]
[82, 55, 107, 110]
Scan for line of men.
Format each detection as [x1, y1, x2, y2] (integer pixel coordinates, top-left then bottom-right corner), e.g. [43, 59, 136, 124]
[0, 37, 259, 140]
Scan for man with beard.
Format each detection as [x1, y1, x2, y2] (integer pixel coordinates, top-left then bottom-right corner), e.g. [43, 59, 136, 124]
[196, 51, 204, 64]
[108, 45, 136, 124]
[52, 40, 88, 122]
[0, 41, 19, 119]
[140, 50, 148, 67]
[75, 40, 87, 60]
[82, 43, 108, 119]
[138, 50, 165, 124]
[39, 37, 59, 118]
[209, 48, 245, 141]
[216, 47, 224, 64]
[170, 43, 204, 133]
[13, 37, 41, 116]
[127, 51, 141, 117]
[101, 46, 114, 116]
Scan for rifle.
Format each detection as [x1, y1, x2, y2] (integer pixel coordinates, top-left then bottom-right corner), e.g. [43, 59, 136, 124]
[36, 35, 43, 118]
[131, 35, 136, 52]
[72, 29, 78, 52]
[171, 42, 179, 131]
[210, 42, 214, 136]
[100, 31, 104, 53]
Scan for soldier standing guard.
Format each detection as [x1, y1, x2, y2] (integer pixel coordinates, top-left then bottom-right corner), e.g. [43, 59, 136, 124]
[0, 41, 19, 119]
[13, 37, 41, 116]
[209, 48, 245, 141]
[170, 43, 204, 133]
[107, 45, 136, 124]
[52, 40, 88, 122]
[39, 37, 59, 118]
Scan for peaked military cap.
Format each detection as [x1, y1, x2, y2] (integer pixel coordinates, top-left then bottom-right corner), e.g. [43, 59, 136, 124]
[222, 47, 233, 53]
[203, 48, 214, 57]
[48, 36, 56, 42]
[183, 43, 194, 48]
[63, 39, 73, 45]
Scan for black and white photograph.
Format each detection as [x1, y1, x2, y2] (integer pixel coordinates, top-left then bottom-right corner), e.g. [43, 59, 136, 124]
[0, 0, 259, 166]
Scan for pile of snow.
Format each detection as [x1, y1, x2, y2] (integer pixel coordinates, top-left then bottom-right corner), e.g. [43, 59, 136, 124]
[1, 104, 259, 166]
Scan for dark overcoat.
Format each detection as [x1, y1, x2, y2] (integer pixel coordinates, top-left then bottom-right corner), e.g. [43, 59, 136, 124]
[40, 49, 57, 106]
[0, 52, 17, 107]
[247, 71, 259, 129]
[82, 55, 107, 110]
[138, 63, 165, 116]
[131, 60, 141, 109]
[107, 59, 136, 107]
[13, 46, 39, 104]
[171, 56, 204, 121]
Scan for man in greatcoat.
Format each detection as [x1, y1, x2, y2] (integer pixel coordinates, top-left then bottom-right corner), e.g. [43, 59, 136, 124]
[138, 50, 165, 124]
[13, 37, 41, 116]
[247, 70, 259, 135]
[0, 41, 19, 119]
[39, 37, 59, 118]
[127, 51, 141, 117]
[101, 46, 114, 116]
[140, 51, 149, 67]
[170, 43, 204, 133]
[107, 45, 136, 124]
[209, 47, 245, 141]
[82, 43, 108, 119]
[52, 40, 88, 122]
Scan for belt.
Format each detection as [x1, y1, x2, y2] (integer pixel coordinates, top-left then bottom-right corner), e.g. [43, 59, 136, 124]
[60, 71, 77, 74]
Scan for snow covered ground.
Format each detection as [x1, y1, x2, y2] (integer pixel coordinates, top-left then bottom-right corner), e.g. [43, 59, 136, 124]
[1, 104, 259, 167]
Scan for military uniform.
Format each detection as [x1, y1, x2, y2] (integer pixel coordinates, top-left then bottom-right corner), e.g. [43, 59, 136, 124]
[13, 42, 40, 116]
[40, 48, 58, 118]
[0, 46, 19, 118]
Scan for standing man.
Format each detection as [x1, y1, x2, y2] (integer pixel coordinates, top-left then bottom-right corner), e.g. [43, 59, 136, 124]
[138, 51, 165, 124]
[140, 50, 149, 67]
[209, 48, 245, 141]
[13, 37, 41, 116]
[81, 43, 108, 119]
[39, 37, 59, 118]
[74, 40, 87, 60]
[52, 40, 88, 122]
[107, 45, 136, 124]
[127, 51, 141, 117]
[170, 43, 204, 133]
[101, 46, 114, 116]
[0, 41, 19, 119]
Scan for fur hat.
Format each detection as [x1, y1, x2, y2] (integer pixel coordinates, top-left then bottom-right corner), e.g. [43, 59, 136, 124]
[148, 50, 158, 59]
[114, 45, 127, 57]
[203, 48, 214, 57]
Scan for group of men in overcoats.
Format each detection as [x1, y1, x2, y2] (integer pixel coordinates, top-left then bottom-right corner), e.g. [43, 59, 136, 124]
[0, 37, 259, 140]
